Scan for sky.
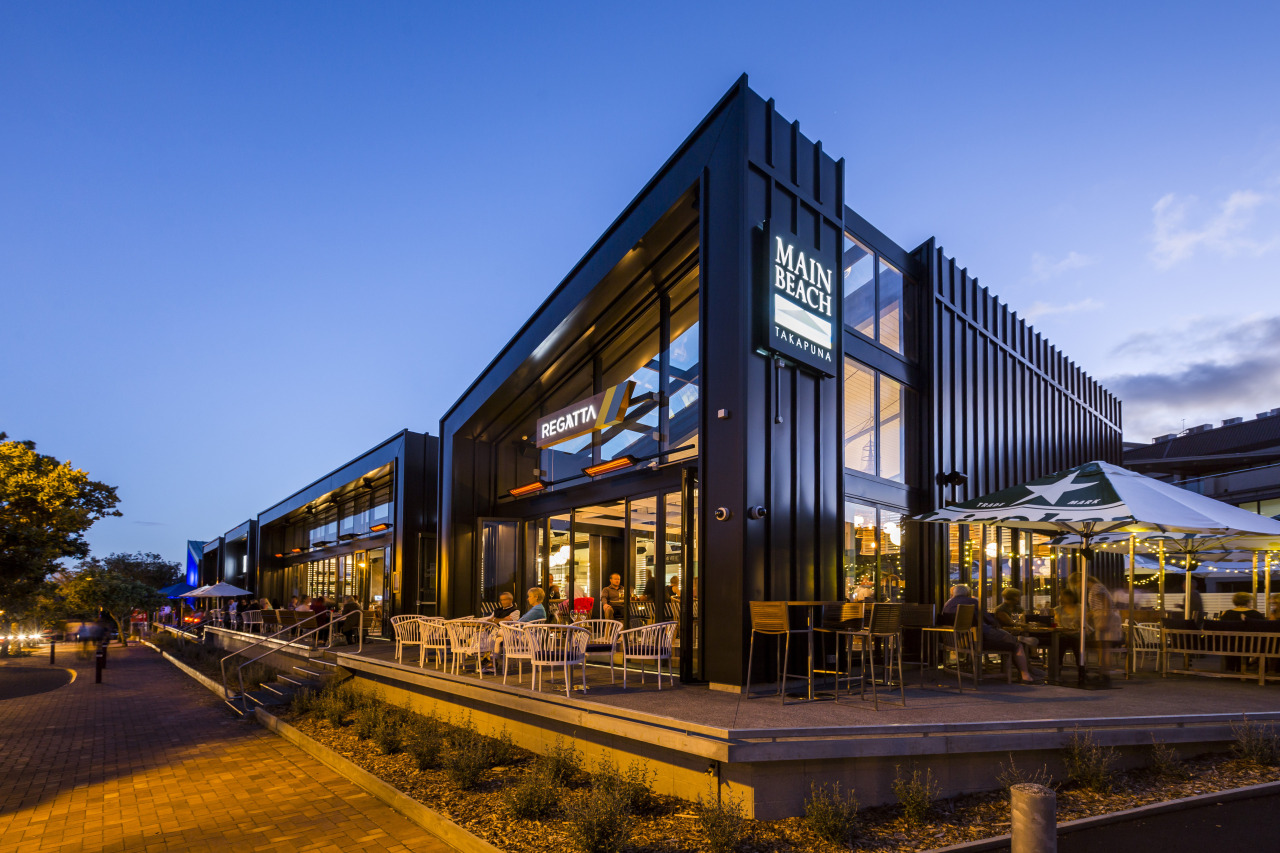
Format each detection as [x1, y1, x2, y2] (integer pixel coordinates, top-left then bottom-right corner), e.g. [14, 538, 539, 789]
[3, 2, 1280, 566]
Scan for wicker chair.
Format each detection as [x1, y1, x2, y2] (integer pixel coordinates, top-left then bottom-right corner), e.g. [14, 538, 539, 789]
[745, 602, 806, 702]
[618, 621, 677, 689]
[523, 624, 589, 698]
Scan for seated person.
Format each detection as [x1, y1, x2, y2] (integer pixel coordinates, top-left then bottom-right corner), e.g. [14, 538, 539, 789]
[600, 573, 627, 622]
[994, 588, 1025, 627]
[1220, 591, 1266, 672]
[339, 595, 362, 645]
[941, 584, 1037, 684]
[518, 587, 547, 623]
[852, 577, 876, 602]
[489, 591, 520, 623]
[666, 575, 680, 604]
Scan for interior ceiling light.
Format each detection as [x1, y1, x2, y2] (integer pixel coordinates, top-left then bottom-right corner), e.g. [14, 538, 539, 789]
[584, 456, 636, 477]
[509, 480, 548, 498]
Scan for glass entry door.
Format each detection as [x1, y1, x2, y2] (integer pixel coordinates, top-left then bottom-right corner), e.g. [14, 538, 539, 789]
[479, 518, 520, 611]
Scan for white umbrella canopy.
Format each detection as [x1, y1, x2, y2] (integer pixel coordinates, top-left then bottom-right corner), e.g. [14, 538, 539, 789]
[917, 461, 1280, 537]
[187, 582, 254, 598]
[180, 585, 212, 598]
[914, 460, 1280, 685]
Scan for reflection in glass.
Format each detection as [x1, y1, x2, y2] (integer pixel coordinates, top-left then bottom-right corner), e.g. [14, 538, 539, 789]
[843, 233, 875, 338]
[879, 510, 903, 601]
[843, 360, 875, 475]
[878, 259, 904, 353]
[601, 302, 661, 464]
[631, 496, 658, 627]
[879, 375, 904, 482]
[844, 503, 878, 601]
[547, 515, 571, 608]
[667, 272, 700, 463]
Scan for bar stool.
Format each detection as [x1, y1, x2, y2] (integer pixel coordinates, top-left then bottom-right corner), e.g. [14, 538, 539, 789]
[924, 603, 979, 692]
[745, 602, 807, 703]
[855, 603, 905, 710]
[814, 602, 863, 693]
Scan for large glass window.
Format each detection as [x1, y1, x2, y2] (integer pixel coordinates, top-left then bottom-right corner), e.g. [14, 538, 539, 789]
[843, 232, 911, 356]
[843, 357, 907, 483]
[667, 272, 700, 463]
[601, 303, 661, 464]
[844, 504, 904, 603]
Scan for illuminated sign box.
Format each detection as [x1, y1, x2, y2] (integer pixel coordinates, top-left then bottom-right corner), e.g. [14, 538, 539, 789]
[756, 222, 839, 376]
[536, 381, 635, 449]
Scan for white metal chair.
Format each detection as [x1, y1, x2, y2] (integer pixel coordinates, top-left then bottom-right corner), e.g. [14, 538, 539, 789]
[241, 610, 262, 633]
[417, 617, 450, 668]
[390, 614, 425, 665]
[498, 622, 534, 685]
[1129, 621, 1161, 671]
[445, 619, 498, 677]
[524, 624, 589, 698]
[619, 621, 677, 690]
[577, 619, 622, 683]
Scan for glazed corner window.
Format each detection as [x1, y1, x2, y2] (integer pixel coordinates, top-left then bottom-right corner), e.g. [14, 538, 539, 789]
[843, 504, 904, 603]
[843, 232, 909, 356]
[843, 357, 906, 483]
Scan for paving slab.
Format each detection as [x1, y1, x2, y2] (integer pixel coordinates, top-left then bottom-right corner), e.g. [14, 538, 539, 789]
[0, 645, 454, 853]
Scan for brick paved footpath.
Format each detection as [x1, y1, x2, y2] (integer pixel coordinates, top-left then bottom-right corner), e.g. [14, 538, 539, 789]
[0, 644, 456, 853]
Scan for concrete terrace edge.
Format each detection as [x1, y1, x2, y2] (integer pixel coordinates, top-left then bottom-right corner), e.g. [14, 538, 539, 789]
[924, 778, 1280, 853]
[255, 708, 503, 853]
[140, 639, 228, 698]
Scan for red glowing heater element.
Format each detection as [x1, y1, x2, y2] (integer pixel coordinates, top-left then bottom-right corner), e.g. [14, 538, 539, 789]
[369, 522, 391, 533]
[584, 456, 636, 477]
[274, 553, 283, 558]
[508, 481, 547, 498]
[290, 548, 302, 553]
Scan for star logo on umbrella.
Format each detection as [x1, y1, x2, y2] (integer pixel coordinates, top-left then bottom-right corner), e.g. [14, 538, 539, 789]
[1017, 474, 1093, 506]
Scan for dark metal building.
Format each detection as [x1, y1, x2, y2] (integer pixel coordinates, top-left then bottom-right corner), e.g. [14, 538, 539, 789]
[436, 76, 1122, 689]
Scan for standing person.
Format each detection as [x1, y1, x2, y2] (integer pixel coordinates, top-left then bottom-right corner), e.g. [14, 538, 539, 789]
[1053, 588, 1084, 670]
[600, 573, 627, 623]
[228, 598, 239, 630]
[1067, 571, 1121, 686]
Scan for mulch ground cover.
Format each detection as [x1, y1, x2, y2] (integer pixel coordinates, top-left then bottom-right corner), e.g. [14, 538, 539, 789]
[277, 690, 1280, 853]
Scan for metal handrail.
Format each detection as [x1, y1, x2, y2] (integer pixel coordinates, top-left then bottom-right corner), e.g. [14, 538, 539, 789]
[219, 609, 363, 702]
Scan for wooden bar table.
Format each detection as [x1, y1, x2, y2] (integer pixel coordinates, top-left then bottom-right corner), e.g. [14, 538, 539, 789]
[782, 600, 842, 700]
[1008, 623, 1069, 685]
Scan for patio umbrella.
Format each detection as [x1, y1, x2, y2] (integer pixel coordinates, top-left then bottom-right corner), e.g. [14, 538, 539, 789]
[187, 582, 253, 597]
[180, 585, 212, 597]
[914, 460, 1280, 685]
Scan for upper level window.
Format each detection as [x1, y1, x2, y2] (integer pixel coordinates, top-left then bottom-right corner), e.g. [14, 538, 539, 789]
[843, 233, 910, 357]
[843, 357, 906, 483]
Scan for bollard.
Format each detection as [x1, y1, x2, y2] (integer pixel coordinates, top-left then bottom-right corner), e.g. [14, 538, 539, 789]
[95, 648, 105, 683]
[1011, 782, 1056, 853]
[49, 640, 55, 665]
[100, 640, 108, 668]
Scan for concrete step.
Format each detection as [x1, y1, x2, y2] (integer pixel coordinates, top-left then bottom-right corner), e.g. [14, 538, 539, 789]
[243, 689, 285, 708]
[276, 673, 322, 689]
[224, 696, 249, 716]
[261, 681, 294, 699]
[293, 665, 328, 680]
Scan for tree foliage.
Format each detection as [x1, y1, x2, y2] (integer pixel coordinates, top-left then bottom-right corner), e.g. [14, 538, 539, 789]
[59, 566, 163, 645]
[0, 432, 121, 614]
[99, 551, 181, 590]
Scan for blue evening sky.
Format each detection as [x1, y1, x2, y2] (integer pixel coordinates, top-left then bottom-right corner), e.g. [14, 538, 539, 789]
[3, 2, 1279, 565]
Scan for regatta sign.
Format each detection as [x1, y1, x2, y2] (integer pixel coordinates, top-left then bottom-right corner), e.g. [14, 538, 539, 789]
[757, 222, 838, 375]
[536, 381, 635, 449]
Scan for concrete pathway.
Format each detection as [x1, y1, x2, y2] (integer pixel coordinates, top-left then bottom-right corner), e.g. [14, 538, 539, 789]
[0, 645, 454, 853]
[1060, 791, 1280, 853]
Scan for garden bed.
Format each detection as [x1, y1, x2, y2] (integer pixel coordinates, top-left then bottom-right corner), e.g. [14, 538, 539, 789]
[276, 680, 1280, 852]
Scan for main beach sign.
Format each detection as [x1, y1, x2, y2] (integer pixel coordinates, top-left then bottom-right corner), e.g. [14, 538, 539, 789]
[757, 222, 838, 376]
[536, 381, 635, 449]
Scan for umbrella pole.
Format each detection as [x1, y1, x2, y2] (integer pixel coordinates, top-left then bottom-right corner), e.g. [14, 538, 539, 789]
[1267, 553, 1273, 615]
[1158, 543, 1166, 614]
[1184, 555, 1193, 620]
[1127, 535, 1136, 678]
[1253, 553, 1260, 611]
[1079, 543, 1090, 684]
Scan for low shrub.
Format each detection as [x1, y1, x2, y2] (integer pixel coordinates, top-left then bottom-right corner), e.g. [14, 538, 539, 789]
[487, 726, 522, 767]
[595, 758, 657, 815]
[805, 781, 859, 848]
[353, 697, 385, 740]
[442, 718, 491, 790]
[406, 724, 443, 771]
[995, 753, 1054, 790]
[373, 708, 407, 755]
[1148, 737, 1190, 780]
[693, 790, 749, 853]
[541, 737, 583, 787]
[1064, 729, 1117, 793]
[1230, 717, 1280, 766]
[289, 687, 316, 715]
[503, 766, 561, 820]
[567, 784, 634, 853]
[891, 766, 939, 827]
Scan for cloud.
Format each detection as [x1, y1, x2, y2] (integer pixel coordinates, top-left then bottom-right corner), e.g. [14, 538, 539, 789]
[1029, 251, 1094, 282]
[1150, 189, 1280, 269]
[1105, 315, 1280, 439]
[1022, 297, 1102, 321]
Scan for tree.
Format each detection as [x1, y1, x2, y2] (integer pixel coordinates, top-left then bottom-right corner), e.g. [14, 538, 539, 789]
[59, 567, 163, 646]
[0, 432, 121, 615]
[99, 551, 181, 590]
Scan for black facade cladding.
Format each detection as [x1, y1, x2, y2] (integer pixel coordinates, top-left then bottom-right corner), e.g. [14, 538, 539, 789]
[437, 76, 1122, 687]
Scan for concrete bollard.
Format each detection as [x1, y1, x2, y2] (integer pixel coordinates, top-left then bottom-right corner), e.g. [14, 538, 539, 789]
[1011, 782, 1056, 853]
